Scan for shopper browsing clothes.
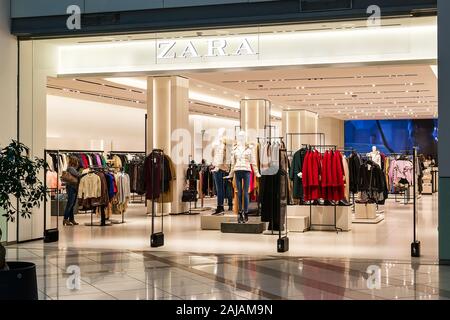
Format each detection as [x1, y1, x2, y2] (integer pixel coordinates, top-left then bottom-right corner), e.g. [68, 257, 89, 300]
[62, 157, 81, 226]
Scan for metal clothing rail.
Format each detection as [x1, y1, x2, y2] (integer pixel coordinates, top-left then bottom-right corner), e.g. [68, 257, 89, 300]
[299, 143, 342, 233]
[302, 144, 337, 151]
[44, 149, 114, 230]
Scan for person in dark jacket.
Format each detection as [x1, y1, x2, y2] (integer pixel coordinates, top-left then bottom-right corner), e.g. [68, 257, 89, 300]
[63, 157, 81, 226]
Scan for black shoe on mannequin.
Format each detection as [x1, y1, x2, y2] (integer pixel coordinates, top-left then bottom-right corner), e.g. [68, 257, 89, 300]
[244, 212, 249, 223]
[238, 211, 244, 224]
[212, 206, 225, 216]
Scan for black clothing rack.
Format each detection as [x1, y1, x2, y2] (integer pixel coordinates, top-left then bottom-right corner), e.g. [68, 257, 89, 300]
[43, 149, 113, 232]
[300, 144, 342, 233]
[148, 149, 165, 246]
[256, 137, 287, 231]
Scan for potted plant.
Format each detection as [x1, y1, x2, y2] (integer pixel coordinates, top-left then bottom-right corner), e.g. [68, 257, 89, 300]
[0, 140, 47, 300]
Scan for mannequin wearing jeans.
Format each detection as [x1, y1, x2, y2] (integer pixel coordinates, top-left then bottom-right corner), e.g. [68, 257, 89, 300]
[213, 170, 233, 214]
[211, 128, 232, 215]
[228, 131, 261, 223]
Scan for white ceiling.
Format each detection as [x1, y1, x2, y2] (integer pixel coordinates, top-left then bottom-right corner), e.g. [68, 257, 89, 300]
[48, 63, 437, 121]
[186, 64, 438, 120]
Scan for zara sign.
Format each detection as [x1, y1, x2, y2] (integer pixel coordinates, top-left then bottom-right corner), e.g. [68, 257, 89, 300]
[157, 38, 257, 59]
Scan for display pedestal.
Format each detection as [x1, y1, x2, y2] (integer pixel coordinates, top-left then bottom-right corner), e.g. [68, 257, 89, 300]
[287, 216, 309, 233]
[201, 214, 237, 230]
[221, 222, 266, 234]
[355, 203, 377, 219]
[353, 215, 385, 224]
[287, 205, 352, 231]
[353, 203, 384, 224]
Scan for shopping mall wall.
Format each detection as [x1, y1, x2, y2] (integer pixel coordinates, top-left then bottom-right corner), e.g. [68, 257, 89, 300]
[47, 95, 146, 152]
[318, 117, 344, 149]
[0, 0, 17, 243]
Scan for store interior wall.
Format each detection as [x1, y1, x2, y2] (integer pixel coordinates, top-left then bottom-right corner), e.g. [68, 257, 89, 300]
[0, 0, 17, 243]
[47, 95, 146, 152]
[318, 117, 344, 149]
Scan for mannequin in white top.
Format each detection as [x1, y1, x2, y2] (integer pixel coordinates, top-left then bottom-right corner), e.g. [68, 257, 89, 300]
[228, 131, 261, 223]
[368, 146, 382, 167]
[211, 128, 233, 215]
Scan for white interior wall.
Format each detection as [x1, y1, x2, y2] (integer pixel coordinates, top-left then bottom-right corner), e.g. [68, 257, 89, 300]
[189, 115, 239, 163]
[47, 95, 146, 152]
[318, 117, 345, 149]
[0, 0, 17, 242]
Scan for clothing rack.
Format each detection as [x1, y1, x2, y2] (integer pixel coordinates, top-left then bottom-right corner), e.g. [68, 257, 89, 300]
[301, 144, 342, 233]
[302, 144, 337, 151]
[386, 152, 415, 204]
[110, 151, 146, 205]
[257, 136, 285, 220]
[43, 149, 113, 231]
[149, 149, 165, 245]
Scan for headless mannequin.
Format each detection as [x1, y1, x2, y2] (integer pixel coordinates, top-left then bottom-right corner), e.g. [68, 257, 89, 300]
[211, 128, 232, 215]
[228, 131, 261, 223]
[368, 146, 381, 167]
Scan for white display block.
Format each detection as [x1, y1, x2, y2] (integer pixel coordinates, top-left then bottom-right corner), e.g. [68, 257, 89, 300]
[287, 205, 310, 217]
[201, 215, 237, 230]
[355, 203, 377, 219]
[287, 216, 309, 233]
[309, 205, 352, 232]
[202, 215, 265, 231]
[423, 183, 432, 195]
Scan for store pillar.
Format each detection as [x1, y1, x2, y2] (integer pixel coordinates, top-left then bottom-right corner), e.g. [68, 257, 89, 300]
[240, 99, 271, 142]
[282, 110, 319, 152]
[438, 0, 450, 264]
[147, 76, 190, 215]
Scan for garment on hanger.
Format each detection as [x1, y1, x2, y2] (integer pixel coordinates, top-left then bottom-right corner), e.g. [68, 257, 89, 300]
[359, 160, 388, 204]
[260, 148, 288, 231]
[289, 147, 307, 200]
[144, 151, 173, 200]
[348, 152, 361, 194]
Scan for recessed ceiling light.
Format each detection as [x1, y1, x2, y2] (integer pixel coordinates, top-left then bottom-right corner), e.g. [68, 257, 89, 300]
[372, 84, 376, 87]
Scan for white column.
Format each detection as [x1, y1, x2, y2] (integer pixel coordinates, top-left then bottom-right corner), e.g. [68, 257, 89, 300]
[147, 76, 190, 215]
[282, 109, 319, 152]
[240, 99, 271, 142]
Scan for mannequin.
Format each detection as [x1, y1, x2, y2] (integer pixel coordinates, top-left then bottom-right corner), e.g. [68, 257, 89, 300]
[228, 131, 261, 223]
[211, 128, 233, 215]
[368, 146, 381, 167]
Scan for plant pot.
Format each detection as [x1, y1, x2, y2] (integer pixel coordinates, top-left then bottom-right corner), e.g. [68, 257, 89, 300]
[0, 262, 38, 300]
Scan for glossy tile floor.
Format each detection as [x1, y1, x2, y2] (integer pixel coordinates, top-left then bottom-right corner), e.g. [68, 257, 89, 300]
[5, 247, 450, 300]
[34, 194, 438, 261]
[6, 194, 441, 300]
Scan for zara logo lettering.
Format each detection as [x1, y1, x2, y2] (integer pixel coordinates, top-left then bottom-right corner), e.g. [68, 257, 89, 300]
[157, 38, 256, 59]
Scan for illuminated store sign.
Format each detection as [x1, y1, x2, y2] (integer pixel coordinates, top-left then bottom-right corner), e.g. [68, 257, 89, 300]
[157, 38, 257, 59]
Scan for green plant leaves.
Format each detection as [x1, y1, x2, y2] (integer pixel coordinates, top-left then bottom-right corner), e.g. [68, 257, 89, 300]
[0, 140, 48, 234]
